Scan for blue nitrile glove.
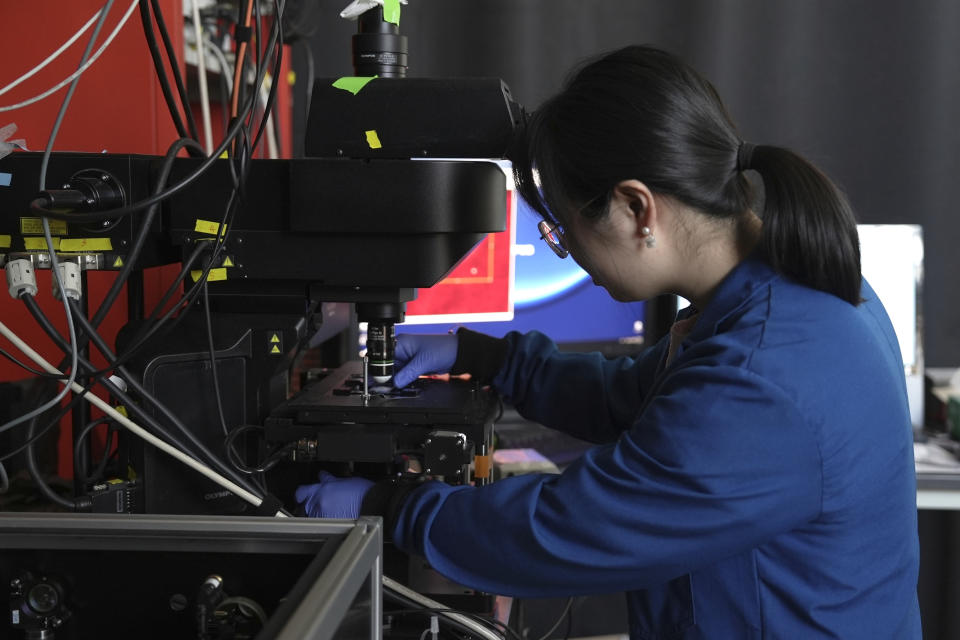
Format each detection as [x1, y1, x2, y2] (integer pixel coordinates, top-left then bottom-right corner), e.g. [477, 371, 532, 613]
[295, 471, 374, 518]
[393, 333, 459, 388]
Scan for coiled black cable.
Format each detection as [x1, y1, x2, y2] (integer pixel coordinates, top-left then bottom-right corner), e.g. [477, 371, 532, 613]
[31, 0, 287, 223]
[137, 0, 201, 152]
[150, 0, 201, 142]
[68, 298, 266, 499]
[20, 295, 263, 501]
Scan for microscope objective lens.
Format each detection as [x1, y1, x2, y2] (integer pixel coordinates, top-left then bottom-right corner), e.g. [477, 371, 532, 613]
[367, 321, 396, 383]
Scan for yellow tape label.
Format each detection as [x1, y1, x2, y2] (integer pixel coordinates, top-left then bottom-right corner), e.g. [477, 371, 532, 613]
[195, 219, 227, 236]
[21, 218, 67, 235]
[0, 235, 10, 248]
[332, 76, 378, 95]
[60, 237, 113, 252]
[24, 237, 60, 251]
[191, 268, 228, 282]
[365, 130, 382, 149]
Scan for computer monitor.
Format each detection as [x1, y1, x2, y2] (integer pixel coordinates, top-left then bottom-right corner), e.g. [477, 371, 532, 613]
[402, 188, 646, 352]
[857, 224, 924, 426]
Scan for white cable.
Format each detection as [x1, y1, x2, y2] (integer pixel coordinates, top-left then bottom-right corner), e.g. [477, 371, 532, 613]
[259, 77, 279, 159]
[0, 0, 139, 113]
[203, 37, 233, 93]
[382, 576, 503, 640]
[0, 7, 106, 98]
[266, 111, 279, 159]
[0, 461, 8, 494]
[0, 319, 288, 518]
[190, 0, 214, 155]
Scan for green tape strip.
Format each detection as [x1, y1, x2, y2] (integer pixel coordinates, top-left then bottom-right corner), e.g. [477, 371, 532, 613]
[332, 75, 378, 95]
[383, 0, 400, 25]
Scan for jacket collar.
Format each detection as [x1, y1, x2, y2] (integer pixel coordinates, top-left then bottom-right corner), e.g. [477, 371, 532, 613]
[678, 250, 779, 342]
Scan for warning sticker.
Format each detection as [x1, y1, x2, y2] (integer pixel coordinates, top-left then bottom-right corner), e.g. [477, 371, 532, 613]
[267, 331, 283, 354]
[21, 218, 67, 235]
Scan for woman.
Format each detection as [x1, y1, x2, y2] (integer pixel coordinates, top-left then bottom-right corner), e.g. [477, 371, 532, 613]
[297, 45, 921, 638]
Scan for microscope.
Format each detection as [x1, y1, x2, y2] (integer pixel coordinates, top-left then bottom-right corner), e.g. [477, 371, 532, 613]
[0, 0, 520, 508]
[126, 2, 520, 516]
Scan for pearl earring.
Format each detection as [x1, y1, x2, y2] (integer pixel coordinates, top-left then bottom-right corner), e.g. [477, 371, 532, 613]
[641, 226, 656, 248]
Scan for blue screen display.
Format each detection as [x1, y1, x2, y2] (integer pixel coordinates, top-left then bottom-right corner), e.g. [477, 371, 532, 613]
[401, 197, 646, 345]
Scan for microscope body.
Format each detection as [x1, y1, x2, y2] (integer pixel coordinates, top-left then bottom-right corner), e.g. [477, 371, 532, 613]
[0, 4, 523, 624]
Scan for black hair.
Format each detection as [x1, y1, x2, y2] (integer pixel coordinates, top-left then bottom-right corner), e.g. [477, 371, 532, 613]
[511, 45, 861, 305]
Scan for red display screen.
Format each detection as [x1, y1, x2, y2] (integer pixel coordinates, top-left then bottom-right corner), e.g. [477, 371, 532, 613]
[404, 180, 516, 324]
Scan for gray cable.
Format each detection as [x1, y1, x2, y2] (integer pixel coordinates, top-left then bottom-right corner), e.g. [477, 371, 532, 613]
[533, 598, 575, 640]
[298, 39, 315, 123]
[0, 0, 138, 113]
[0, 461, 9, 494]
[39, 0, 116, 184]
[0, 0, 114, 436]
[203, 37, 233, 94]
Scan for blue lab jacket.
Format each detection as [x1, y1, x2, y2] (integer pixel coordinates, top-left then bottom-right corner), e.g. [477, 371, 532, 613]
[390, 255, 921, 639]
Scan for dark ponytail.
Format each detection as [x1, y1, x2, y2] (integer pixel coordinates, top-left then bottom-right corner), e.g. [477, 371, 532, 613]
[746, 145, 861, 305]
[511, 45, 862, 305]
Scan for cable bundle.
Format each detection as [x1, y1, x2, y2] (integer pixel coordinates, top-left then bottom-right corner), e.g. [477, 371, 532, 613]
[0, 0, 288, 514]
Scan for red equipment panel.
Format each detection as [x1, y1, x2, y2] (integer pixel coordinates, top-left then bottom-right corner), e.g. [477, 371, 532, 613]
[0, 1, 292, 478]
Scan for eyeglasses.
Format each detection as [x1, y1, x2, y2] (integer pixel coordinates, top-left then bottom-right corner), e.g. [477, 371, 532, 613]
[538, 219, 569, 259]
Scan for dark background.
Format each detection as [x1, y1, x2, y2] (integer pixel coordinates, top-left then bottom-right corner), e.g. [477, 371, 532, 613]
[291, 0, 959, 367]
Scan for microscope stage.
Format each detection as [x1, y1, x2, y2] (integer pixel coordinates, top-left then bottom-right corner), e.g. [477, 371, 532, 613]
[269, 360, 498, 427]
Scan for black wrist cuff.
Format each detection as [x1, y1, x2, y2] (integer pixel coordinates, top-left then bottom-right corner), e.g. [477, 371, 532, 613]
[360, 479, 422, 541]
[451, 328, 509, 384]
[234, 25, 252, 43]
[253, 493, 284, 517]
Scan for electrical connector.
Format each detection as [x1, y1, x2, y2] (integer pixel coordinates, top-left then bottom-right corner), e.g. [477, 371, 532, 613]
[5, 259, 38, 299]
[107, 375, 128, 394]
[87, 479, 140, 514]
[35, 169, 125, 214]
[51, 261, 82, 301]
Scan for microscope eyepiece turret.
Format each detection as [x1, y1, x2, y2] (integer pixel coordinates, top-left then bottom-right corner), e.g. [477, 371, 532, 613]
[353, 7, 407, 78]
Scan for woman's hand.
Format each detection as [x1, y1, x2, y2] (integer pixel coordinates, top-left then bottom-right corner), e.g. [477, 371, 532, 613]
[392, 333, 459, 388]
[295, 471, 374, 518]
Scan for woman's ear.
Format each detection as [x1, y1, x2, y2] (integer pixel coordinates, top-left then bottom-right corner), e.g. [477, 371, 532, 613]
[613, 179, 658, 240]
